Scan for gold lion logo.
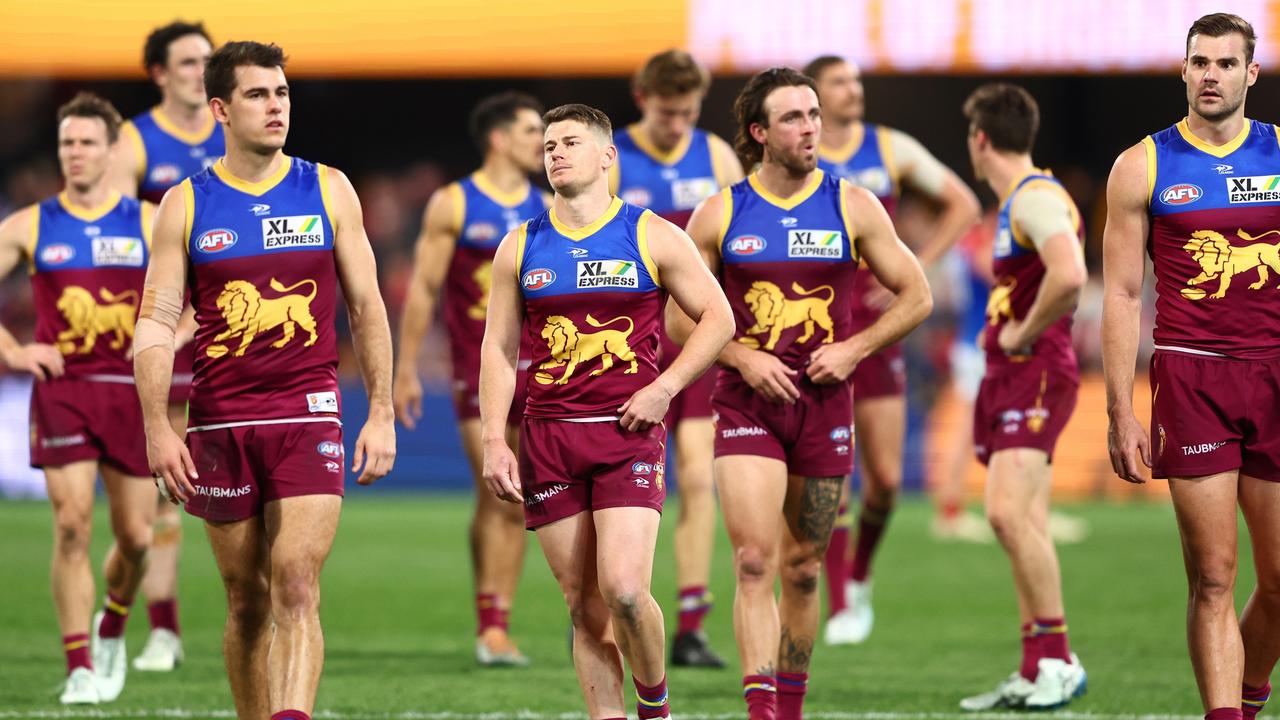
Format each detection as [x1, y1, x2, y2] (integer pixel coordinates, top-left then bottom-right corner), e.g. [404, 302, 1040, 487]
[207, 278, 319, 359]
[985, 277, 1017, 326]
[1182, 228, 1280, 300]
[535, 314, 637, 385]
[468, 261, 492, 321]
[740, 280, 835, 351]
[55, 286, 139, 355]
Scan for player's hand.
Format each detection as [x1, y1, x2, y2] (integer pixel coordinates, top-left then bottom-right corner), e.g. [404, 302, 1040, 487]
[806, 338, 864, 385]
[3, 343, 65, 381]
[736, 349, 800, 404]
[353, 405, 397, 485]
[997, 320, 1032, 357]
[393, 368, 424, 429]
[618, 381, 674, 432]
[146, 422, 197, 505]
[482, 438, 522, 504]
[1107, 410, 1151, 484]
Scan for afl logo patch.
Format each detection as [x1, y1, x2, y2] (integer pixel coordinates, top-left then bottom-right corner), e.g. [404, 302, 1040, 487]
[40, 244, 75, 265]
[464, 222, 500, 243]
[522, 268, 556, 290]
[1160, 184, 1202, 206]
[149, 164, 182, 186]
[317, 441, 343, 458]
[196, 229, 237, 254]
[728, 235, 766, 256]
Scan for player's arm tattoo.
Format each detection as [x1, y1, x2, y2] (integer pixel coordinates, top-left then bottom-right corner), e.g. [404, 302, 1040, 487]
[797, 476, 843, 544]
[778, 625, 814, 672]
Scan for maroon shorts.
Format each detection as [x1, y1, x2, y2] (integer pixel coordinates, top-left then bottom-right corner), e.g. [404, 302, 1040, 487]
[184, 420, 345, 523]
[29, 377, 150, 477]
[518, 418, 667, 530]
[1150, 351, 1280, 481]
[712, 377, 854, 477]
[169, 344, 194, 405]
[667, 367, 716, 427]
[851, 342, 906, 400]
[453, 366, 527, 425]
[973, 360, 1078, 466]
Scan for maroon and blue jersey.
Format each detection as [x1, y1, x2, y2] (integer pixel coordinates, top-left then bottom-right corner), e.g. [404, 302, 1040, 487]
[181, 157, 340, 428]
[517, 198, 663, 419]
[123, 108, 224, 205]
[613, 125, 721, 229]
[1146, 118, 1280, 359]
[29, 192, 151, 379]
[719, 170, 858, 376]
[985, 171, 1081, 374]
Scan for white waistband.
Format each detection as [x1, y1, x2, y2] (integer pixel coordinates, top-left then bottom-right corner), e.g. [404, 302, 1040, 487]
[187, 416, 343, 433]
[81, 374, 136, 384]
[560, 416, 621, 423]
[1153, 344, 1228, 358]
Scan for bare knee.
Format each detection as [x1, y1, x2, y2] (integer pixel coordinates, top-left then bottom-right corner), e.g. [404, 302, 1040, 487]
[601, 584, 651, 628]
[985, 499, 1028, 547]
[734, 543, 776, 586]
[565, 585, 610, 638]
[1189, 559, 1236, 608]
[780, 551, 822, 596]
[113, 522, 153, 561]
[271, 565, 320, 623]
[223, 573, 271, 631]
[52, 508, 92, 558]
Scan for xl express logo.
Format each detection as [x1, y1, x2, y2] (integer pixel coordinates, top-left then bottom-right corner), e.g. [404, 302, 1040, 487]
[787, 229, 843, 259]
[92, 237, 144, 267]
[262, 215, 325, 249]
[1227, 176, 1280, 204]
[576, 260, 638, 289]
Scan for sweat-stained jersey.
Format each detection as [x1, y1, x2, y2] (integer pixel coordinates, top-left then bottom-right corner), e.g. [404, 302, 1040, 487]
[1146, 118, 1280, 359]
[28, 192, 151, 379]
[181, 157, 340, 428]
[517, 198, 663, 419]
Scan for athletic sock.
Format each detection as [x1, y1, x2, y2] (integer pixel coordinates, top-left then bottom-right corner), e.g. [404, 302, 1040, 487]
[1208, 707, 1244, 720]
[270, 712, 311, 720]
[147, 599, 180, 635]
[849, 501, 893, 583]
[1019, 622, 1039, 681]
[63, 633, 91, 673]
[744, 674, 777, 720]
[98, 592, 131, 639]
[1033, 616, 1071, 662]
[1244, 682, 1272, 720]
[776, 671, 808, 720]
[634, 674, 669, 719]
[677, 586, 712, 635]
[825, 501, 851, 615]
[476, 593, 503, 634]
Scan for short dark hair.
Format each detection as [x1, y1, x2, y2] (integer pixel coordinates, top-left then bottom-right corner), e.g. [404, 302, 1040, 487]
[802, 55, 846, 83]
[632, 50, 711, 97]
[542, 103, 613, 142]
[143, 21, 213, 72]
[469, 91, 544, 153]
[57, 92, 123, 143]
[1187, 13, 1257, 63]
[732, 67, 818, 167]
[204, 41, 288, 102]
[963, 83, 1040, 154]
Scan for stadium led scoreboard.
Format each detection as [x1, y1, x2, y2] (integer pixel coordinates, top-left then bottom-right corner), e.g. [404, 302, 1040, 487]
[0, 0, 1275, 76]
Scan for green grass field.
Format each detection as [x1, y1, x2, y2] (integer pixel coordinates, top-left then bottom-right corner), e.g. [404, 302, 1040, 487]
[0, 494, 1252, 718]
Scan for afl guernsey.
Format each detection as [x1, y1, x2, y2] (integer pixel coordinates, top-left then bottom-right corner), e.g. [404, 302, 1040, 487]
[443, 173, 546, 365]
[613, 125, 722, 229]
[985, 171, 1082, 374]
[517, 198, 663, 419]
[122, 108, 224, 205]
[817, 123, 898, 217]
[181, 157, 340, 428]
[718, 170, 858, 376]
[28, 192, 151, 379]
[1146, 118, 1280, 359]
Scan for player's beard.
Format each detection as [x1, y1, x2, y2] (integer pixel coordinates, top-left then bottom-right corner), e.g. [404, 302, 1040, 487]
[1189, 82, 1246, 123]
[769, 145, 817, 177]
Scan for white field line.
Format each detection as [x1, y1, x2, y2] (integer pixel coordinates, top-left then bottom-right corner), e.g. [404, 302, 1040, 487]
[0, 711, 1206, 720]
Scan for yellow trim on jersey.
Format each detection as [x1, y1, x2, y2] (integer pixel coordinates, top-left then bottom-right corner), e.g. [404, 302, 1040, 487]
[1175, 117, 1250, 158]
[875, 125, 901, 196]
[25, 204, 39, 275]
[150, 106, 217, 146]
[838, 180, 859, 264]
[57, 191, 122, 222]
[471, 171, 531, 207]
[179, 179, 195, 249]
[514, 221, 529, 273]
[1141, 136, 1157, 206]
[549, 196, 623, 241]
[212, 155, 292, 196]
[636, 210, 662, 288]
[448, 182, 466, 234]
[747, 169, 825, 211]
[317, 164, 337, 231]
[717, 187, 733, 252]
[626, 124, 692, 166]
[1009, 176, 1080, 251]
[818, 123, 865, 164]
[119, 120, 147, 183]
[998, 167, 1047, 205]
[140, 201, 156, 249]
